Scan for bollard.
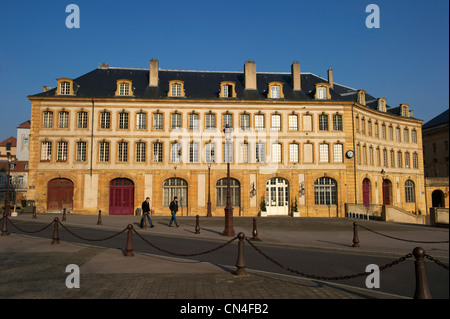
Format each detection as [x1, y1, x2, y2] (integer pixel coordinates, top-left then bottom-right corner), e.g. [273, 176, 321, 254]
[51, 218, 60, 245]
[413, 247, 432, 299]
[32, 206, 37, 219]
[352, 222, 360, 247]
[1, 213, 8, 236]
[62, 208, 67, 222]
[124, 224, 134, 257]
[97, 210, 102, 225]
[195, 215, 200, 234]
[252, 217, 259, 240]
[235, 232, 248, 276]
[141, 212, 148, 229]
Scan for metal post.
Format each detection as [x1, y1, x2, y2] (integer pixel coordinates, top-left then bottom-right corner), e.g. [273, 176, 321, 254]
[124, 224, 134, 257]
[207, 163, 212, 217]
[97, 210, 102, 225]
[62, 208, 67, 221]
[252, 217, 258, 240]
[413, 247, 432, 299]
[1, 213, 8, 236]
[195, 215, 200, 234]
[235, 232, 247, 276]
[32, 206, 37, 219]
[142, 212, 148, 229]
[51, 217, 60, 245]
[223, 124, 235, 236]
[352, 222, 360, 247]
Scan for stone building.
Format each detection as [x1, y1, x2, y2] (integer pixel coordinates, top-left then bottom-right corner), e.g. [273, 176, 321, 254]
[27, 59, 425, 218]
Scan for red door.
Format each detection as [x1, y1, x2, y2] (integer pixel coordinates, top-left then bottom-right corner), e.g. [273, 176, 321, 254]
[109, 179, 134, 215]
[362, 178, 371, 209]
[47, 178, 74, 211]
[382, 179, 391, 205]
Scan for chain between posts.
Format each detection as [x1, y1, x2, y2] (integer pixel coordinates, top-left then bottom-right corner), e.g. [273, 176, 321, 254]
[7, 218, 54, 234]
[57, 220, 128, 242]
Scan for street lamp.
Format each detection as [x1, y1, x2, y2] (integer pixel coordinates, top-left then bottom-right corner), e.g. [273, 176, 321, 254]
[207, 147, 214, 217]
[4, 152, 12, 216]
[223, 124, 235, 236]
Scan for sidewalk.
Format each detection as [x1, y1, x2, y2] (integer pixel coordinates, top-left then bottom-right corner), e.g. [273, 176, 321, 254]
[0, 212, 448, 300]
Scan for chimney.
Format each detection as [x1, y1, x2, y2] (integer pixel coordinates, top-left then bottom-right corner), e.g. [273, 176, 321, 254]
[244, 60, 257, 90]
[149, 59, 159, 87]
[291, 62, 301, 91]
[327, 67, 333, 88]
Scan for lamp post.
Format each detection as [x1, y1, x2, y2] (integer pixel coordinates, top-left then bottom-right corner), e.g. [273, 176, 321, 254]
[207, 147, 214, 217]
[4, 152, 12, 216]
[223, 124, 235, 236]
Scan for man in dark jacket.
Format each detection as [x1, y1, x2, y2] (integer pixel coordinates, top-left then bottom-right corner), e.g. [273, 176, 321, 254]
[168, 196, 179, 227]
[141, 197, 154, 228]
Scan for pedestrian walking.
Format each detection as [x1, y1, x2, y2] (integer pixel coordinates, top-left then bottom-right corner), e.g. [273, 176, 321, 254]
[169, 196, 179, 227]
[140, 197, 155, 228]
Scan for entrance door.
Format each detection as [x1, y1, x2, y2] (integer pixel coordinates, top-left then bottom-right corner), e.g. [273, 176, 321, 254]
[47, 178, 74, 212]
[432, 190, 445, 207]
[382, 179, 391, 205]
[109, 178, 134, 215]
[266, 178, 289, 215]
[362, 178, 371, 209]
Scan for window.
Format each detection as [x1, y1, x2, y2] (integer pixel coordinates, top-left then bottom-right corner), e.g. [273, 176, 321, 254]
[100, 112, 111, 129]
[171, 83, 182, 97]
[56, 141, 68, 162]
[220, 82, 236, 98]
[289, 114, 298, 131]
[334, 144, 343, 163]
[374, 123, 379, 137]
[136, 112, 147, 130]
[317, 86, 327, 100]
[171, 113, 181, 130]
[60, 81, 71, 95]
[271, 114, 281, 131]
[43, 111, 53, 128]
[255, 114, 265, 131]
[189, 113, 199, 130]
[271, 85, 281, 98]
[383, 149, 387, 167]
[59, 111, 69, 128]
[206, 113, 216, 130]
[99, 141, 110, 162]
[381, 125, 386, 139]
[240, 143, 249, 163]
[153, 142, 163, 163]
[136, 142, 146, 163]
[223, 141, 233, 163]
[289, 143, 299, 163]
[319, 114, 328, 131]
[411, 130, 417, 143]
[76, 141, 87, 162]
[405, 180, 415, 203]
[118, 142, 128, 162]
[390, 150, 395, 168]
[369, 147, 373, 165]
[256, 143, 265, 163]
[361, 119, 365, 134]
[333, 114, 342, 131]
[404, 129, 409, 142]
[376, 148, 380, 166]
[368, 121, 372, 136]
[163, 178, 188, 207]
[378, 99, 386, 112]
[405, 152, 410, 168]
[153, 113, 163, 130]
[319, 144, 329, 163]
[41, 141, 52, 161]
[189, 142, 199, 163]
[206, 142, 215, 163]
[388, 126, 393, 140]
[272, 143, 282, 163]
[171, 142, 181, 163]
[402, 106, 408, 117]
[223, 114, 233, 129]
[77, 111, 88, 129]
[396, 127, 401, 142]
[240, 114, 250, 131]
[314, 177, 337, 205]
[216, 178, 240, 206]
[413, 153, 418, 169]
[397, 151, 402, 168]
[115, 80, 133, 96]
[118, 112, 129, 130]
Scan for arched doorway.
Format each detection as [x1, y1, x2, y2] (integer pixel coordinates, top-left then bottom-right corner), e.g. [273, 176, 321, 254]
[362, 178, 371, 208]
[109, 178, 134, 215]
[382, 179, 392, 205]
[47, 178, 74, 212]
[265, 177, 289, 215]
[163, 178, 188, 214]
[216, 178, 241, 207]
[432, 190, 445, 208]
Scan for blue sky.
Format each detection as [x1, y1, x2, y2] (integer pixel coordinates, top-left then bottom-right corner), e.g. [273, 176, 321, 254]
[0, 0, 448, 142]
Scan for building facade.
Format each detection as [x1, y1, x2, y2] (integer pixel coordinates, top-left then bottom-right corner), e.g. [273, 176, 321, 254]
[27, 60, 426, 217]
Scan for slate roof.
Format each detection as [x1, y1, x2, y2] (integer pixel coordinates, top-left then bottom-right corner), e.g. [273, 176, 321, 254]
[29, 66, 411, 118]
[422, 109, 449, 130]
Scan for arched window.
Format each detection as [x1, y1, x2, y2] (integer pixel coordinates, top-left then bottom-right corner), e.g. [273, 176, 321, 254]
[163, 178, 188, 208]
[405, 180, 415, 203]
[216, 178, 240, 207]
[314, 177, 337, 205]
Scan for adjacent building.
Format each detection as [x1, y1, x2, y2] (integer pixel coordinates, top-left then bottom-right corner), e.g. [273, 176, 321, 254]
[26, 59, 426, 218]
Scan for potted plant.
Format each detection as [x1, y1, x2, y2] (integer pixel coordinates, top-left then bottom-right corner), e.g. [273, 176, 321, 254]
[259, 195, 267, 217]
[291, 197, 299, 217]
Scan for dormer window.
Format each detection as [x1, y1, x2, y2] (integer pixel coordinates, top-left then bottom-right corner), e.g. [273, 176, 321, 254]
[220, 81, 236, 98]
[268, 82, 284, 99]
[56, 78, 74, 95]
[315, 83, 330, 100]
[378, 98, 387, 112]
[401, 104, 409, 117]
[115, 79, 133, 96]
[358, 90, 366, 105]
[168, 80, 185, 97]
